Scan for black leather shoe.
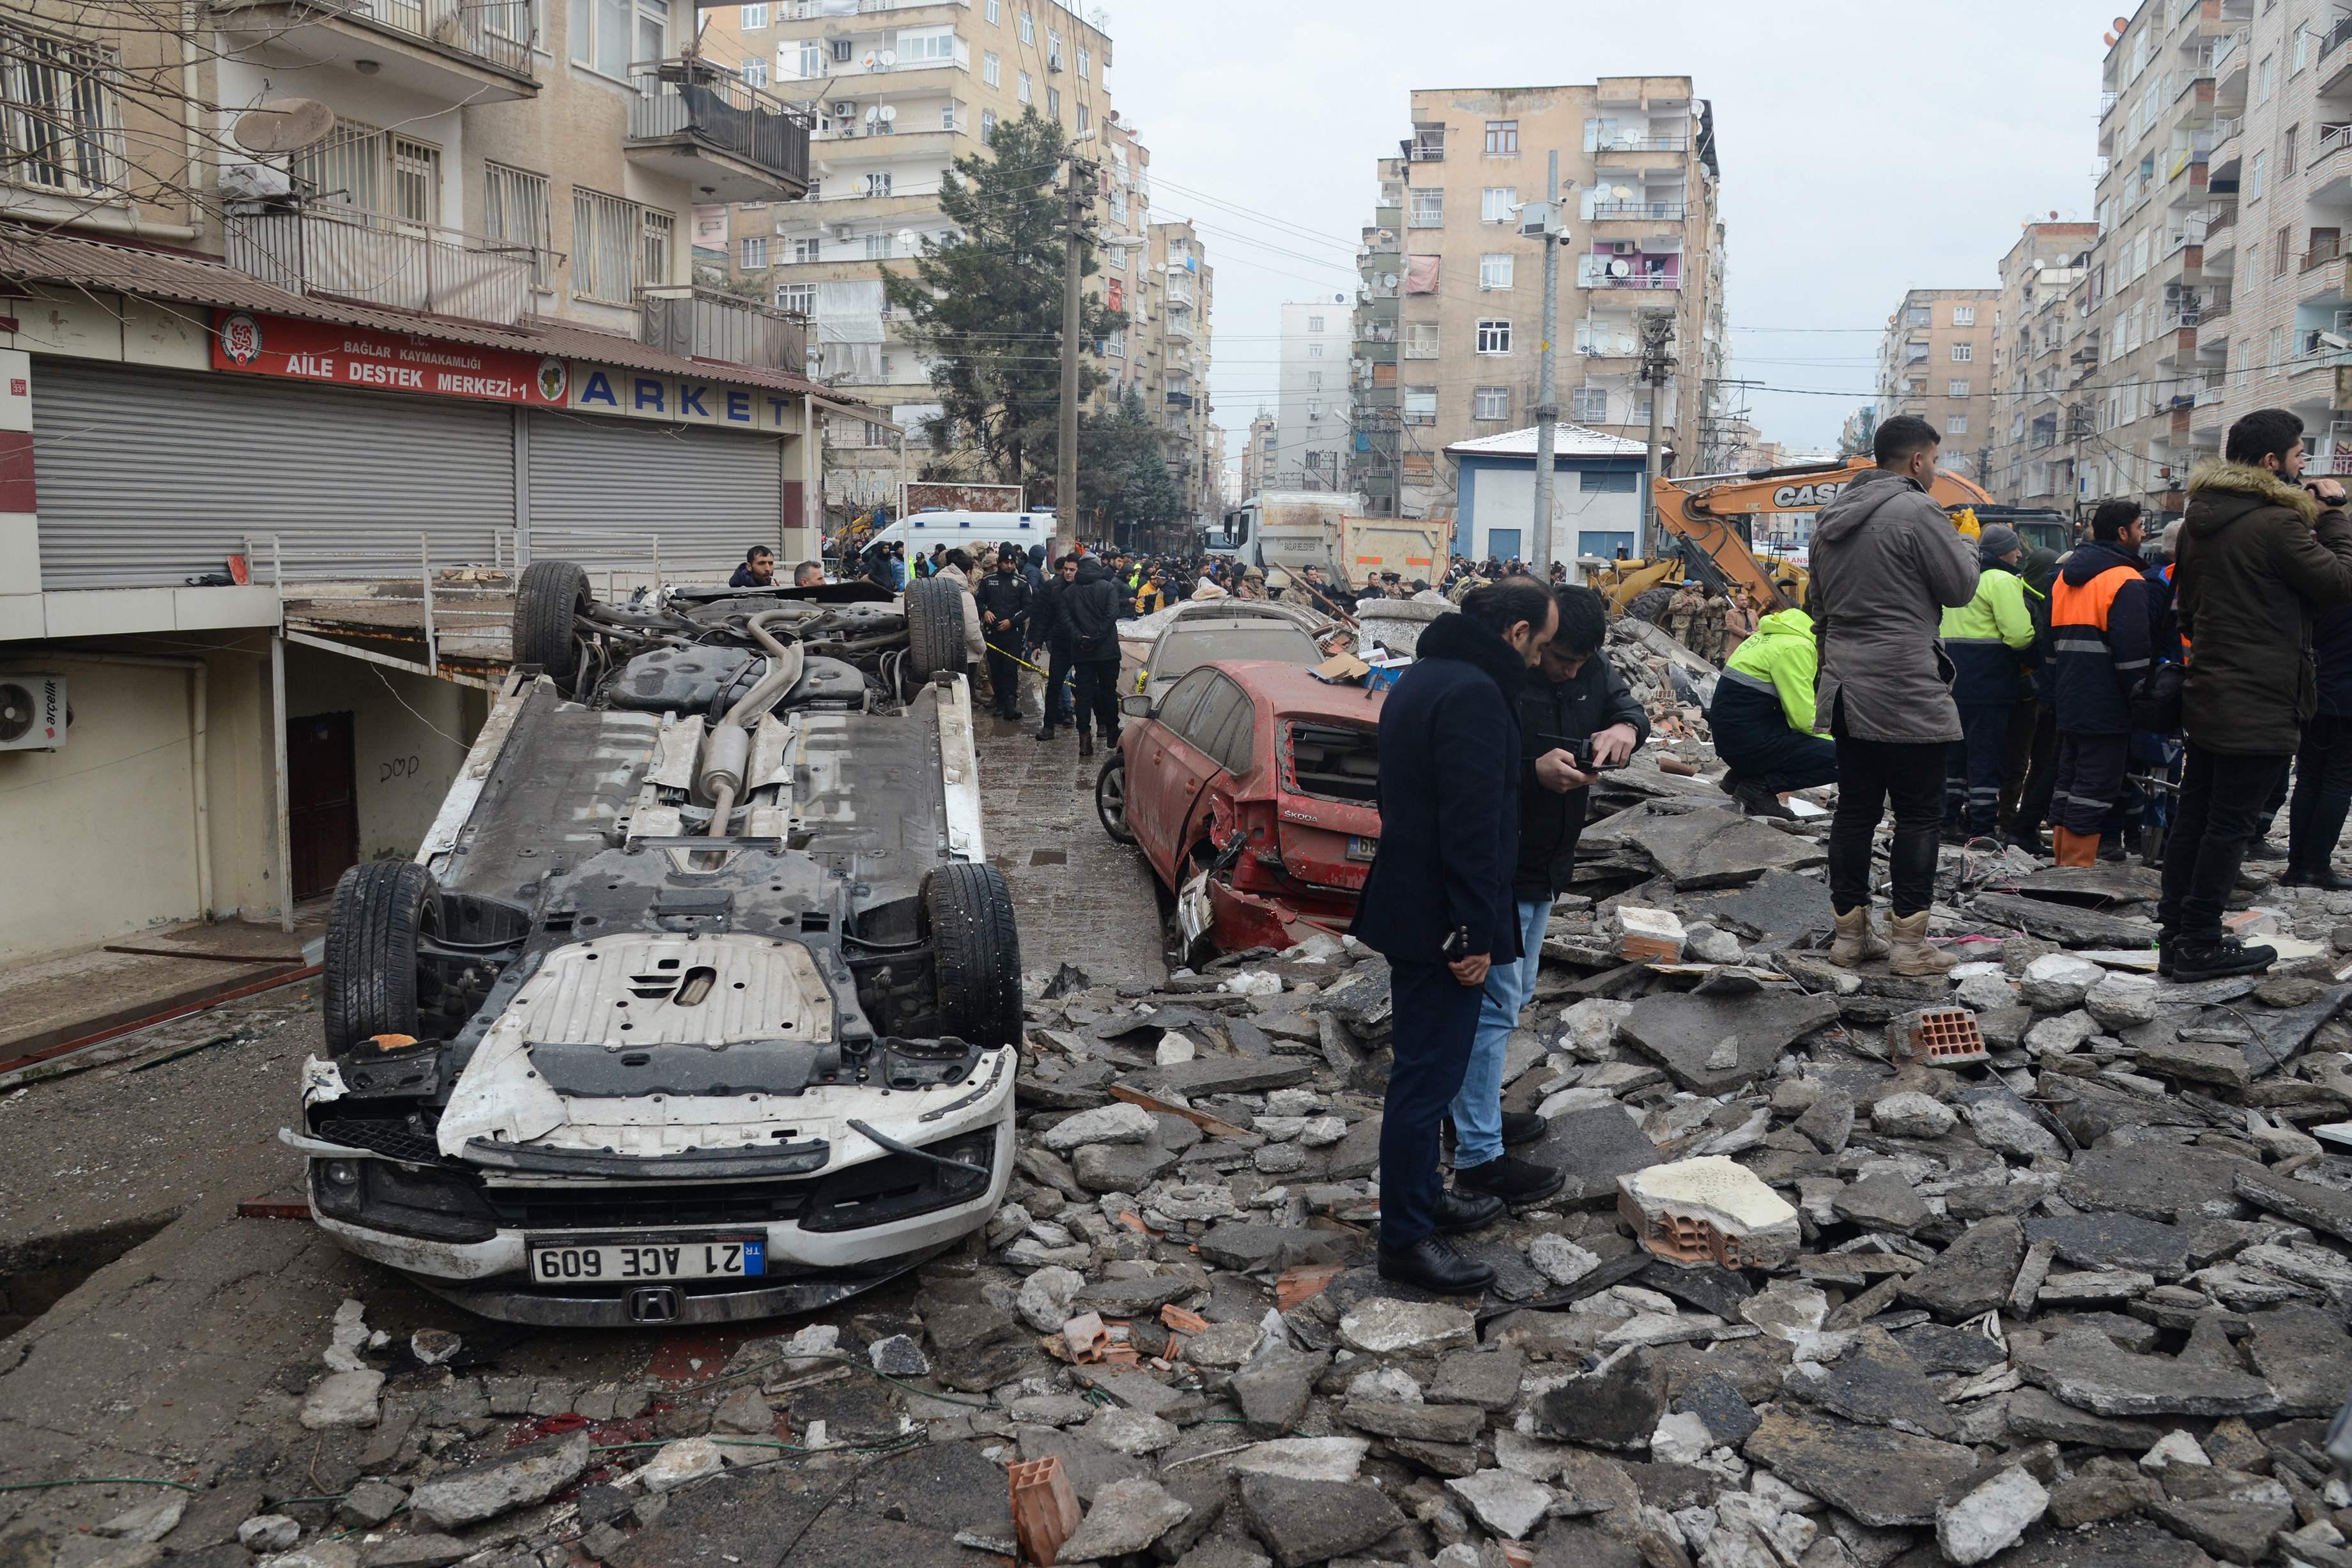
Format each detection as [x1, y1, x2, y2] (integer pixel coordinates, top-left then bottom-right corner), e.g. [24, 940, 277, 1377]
[1377, 1236, 1497, 1295]
[1454, 1155, 1566, 1206]
[1430, 1188, 1506, 1234]
[2167, 936, 2278, 981]
[1500, 1111, 1548, 1148]
[1732, 780, 1796, 821]
[2284, 865, 2352, 891]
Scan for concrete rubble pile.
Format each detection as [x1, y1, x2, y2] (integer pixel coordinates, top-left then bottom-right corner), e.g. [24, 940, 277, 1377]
[138, 810, 2352, 1568]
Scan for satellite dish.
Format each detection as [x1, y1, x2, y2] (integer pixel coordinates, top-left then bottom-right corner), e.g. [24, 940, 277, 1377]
[896, 227, 918, 251]
[1609, 258, 1632, 277]
[1613, 185, 1634, 202]
[1381, 273, 1399, 289]
[879, 104, 897, 122]
[861, 50, 879, 67]
[865, 106, 880, 123]
[879, 48, 896, 66]
[1334, 292, 1346, 304]
[233, 98, 335, 155]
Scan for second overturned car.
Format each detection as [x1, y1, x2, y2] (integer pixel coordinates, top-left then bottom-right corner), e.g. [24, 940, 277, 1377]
[286, 562, 1020, 1326]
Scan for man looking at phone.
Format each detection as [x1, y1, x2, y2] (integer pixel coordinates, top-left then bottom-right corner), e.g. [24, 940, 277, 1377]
[1443, 586, 1647, 1210]
[2161, 409, 2352, 978]
[1353, 578, 1558, 1294]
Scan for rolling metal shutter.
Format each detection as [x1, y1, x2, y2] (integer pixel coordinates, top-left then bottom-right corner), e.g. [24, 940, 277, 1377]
[33, 360, 516, 589]
[525, 410, 782, 580]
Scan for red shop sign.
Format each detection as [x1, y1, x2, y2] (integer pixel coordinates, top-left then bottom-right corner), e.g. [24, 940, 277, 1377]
[211, 309, 568, 406]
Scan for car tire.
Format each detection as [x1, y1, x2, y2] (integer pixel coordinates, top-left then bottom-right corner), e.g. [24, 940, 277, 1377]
[903, 577, 967, 689]
[323, 858, 438, 1056]
[923, 862, 1022, 1049]
[514, 559, 592, 682]
[1095, 751, 1136, 844]
[1628, 584, 1678, 626]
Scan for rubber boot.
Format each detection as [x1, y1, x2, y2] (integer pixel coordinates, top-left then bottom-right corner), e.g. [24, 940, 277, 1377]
[2052, 827, 2098, 867]
[1887, 911, 1958, 977]
[1827, 906, 1889, 967]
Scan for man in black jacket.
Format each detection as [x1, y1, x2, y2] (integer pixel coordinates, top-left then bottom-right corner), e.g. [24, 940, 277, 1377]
[974, 549, 1034, 722]
[1448, 587, 1646, 1208]
[1353, 578, 1557, 1294]
[1064, 555, 1125, 758]
[1030, 555, 1079, 741]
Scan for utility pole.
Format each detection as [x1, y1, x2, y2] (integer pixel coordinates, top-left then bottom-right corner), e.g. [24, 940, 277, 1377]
[1057, 155, 1092, 532]
[1638, 312, 1675, 558]
[1530, 151, 1562, 573]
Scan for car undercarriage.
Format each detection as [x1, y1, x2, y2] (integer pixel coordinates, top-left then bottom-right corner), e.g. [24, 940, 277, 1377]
[287, 564, 1020, 1326]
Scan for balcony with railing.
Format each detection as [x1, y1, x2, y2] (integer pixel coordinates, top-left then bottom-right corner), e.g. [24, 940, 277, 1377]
[224, 203, 548, 327]
[1581, 254, 1682, 291]
[626, 61, 813, 203]
[640, 286, 807, 373]
[210, 0, 539, 102]
[2323, 14, 2352, 92]
[1589, 201, 1688, 223]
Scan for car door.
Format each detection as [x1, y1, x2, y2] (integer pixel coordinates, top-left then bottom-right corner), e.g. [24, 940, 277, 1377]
[1128, 668, 1215, 875]
[1162, 674, 1251, 863]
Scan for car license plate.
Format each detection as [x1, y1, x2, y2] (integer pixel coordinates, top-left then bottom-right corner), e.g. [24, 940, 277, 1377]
[1347, 836, 1379, 863]
[527, 1236, 765, 1284]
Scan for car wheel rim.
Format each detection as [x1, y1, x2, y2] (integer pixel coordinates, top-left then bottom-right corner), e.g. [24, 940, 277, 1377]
[1102, 767, 1125, 827]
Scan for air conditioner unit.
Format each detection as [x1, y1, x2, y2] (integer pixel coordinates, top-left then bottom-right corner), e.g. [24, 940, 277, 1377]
[0, 673, 66, 751]
[831, 100, 858, 118]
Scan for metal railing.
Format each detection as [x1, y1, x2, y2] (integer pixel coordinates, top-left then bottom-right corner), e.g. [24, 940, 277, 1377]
[1590, 201, 1687, 221]
[342, 0, 537, 78]
[2212, 114, 2243, 147]
[1585, 268, 1681, 290]
[1594, 134, 1689, 153]
[627, 62, 813, 188]
[640, 285, 808, 373]
[2305, 238, 2346, 270]
[224, 204, 543, 327]
[245, 531, 523, 684]
[2325, 14, 2352, 64]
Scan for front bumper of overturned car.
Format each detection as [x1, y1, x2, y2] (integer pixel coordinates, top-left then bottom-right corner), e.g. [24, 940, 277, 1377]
[304, 1081, 1014, 1327]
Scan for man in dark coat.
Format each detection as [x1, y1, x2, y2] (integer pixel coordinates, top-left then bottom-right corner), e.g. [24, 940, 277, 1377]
[1353, 578, 1557, 1295]
[1030, 554, 1079, 741]
[2162, 408, 2352, 978]
[2288, 603, 2352, 888]
[1063, 555, 1125, 759]
[1446, 586, 1647, 1208]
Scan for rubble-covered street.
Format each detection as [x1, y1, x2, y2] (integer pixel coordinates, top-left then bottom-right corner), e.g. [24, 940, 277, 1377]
[11, 691, 2352, 1568]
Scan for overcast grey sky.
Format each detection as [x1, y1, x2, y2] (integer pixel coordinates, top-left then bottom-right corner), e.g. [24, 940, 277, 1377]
[1106, 0, 2109, 459]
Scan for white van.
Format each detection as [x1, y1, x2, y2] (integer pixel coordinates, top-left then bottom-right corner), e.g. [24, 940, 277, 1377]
[868, 510, 1060, 564]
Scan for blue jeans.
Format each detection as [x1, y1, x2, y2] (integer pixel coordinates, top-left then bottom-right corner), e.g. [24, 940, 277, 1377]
[1450, 898, 1552, 1169]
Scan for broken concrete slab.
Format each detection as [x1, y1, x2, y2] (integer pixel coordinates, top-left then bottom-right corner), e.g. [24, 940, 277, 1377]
[2245, 1307, 2352, 1417]
[2065, 1142, 2261, 1223]
[2234, 1165, 2352, 1243]
[2024, 1213, 2228, 1282]
[2015, 1330, 2281, 1418]
[1054, 1476, 1192, 1562]
[1235, 1474, 1404, 1568]
[1682, 868, 1836, 942]
[1971, 891, 2161, 949]
[1527, 1350, 1665, 1450]
[1937, 1466, 2050, 1567]
[1741, 1407, 1983, 1528]
[1899, 1214, 2027, 1321]
[1337, 1298, 1475, 1355]
[1628, 805, 1827, 889]
[1524, 1104, 1666, 1206]
[1783, 1334, 1959, 1439]
[1617, 991, 1841, 1095]
[407, 1432, 592, 1530]
[1130, 1057, 1316, 1098]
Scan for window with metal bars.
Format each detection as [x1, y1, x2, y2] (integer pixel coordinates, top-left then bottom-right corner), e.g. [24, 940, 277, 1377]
[573, 187, 649, 304]
[0, 22, 127, 199]
[294, 121, 443, 226]
[484, 164, 554, 287]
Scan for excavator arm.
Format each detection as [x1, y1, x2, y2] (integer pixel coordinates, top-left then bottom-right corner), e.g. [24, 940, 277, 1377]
[1650, 461, 1995, 613]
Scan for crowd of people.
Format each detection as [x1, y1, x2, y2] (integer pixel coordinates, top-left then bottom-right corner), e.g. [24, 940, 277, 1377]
[1344, 403, 2352, 1289]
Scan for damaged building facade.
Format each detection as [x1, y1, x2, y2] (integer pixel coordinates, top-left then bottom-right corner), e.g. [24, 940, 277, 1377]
[0, 1, 884, 964]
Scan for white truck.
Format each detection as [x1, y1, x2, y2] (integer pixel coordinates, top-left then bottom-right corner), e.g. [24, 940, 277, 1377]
[864, 509, 1061, 566]
[1207, 491, 1451, 590]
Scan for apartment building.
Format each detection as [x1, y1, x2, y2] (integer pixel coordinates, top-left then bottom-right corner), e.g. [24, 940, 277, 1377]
[0, 0, 871, 966]
[1873, 289, 1999, 482]
[697, 0, 1120, 516]
[1241, 411, 1277, 500]
[1276, 302, 1351, 490]
[2072, 0, 2245, 519]
[1142, 220, 1217, 523]
[1990, 222, 2099, 503]
[2154, 0, 2352, 488]
[1364, 77, 1730, 523]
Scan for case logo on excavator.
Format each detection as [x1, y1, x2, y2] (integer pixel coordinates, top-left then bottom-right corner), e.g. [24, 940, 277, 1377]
[1771, 480, 1847, 508]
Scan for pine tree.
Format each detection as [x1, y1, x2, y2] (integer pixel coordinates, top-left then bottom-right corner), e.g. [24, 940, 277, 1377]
[882, 109, 1123, 503]
[1076, 390, 1187, 537]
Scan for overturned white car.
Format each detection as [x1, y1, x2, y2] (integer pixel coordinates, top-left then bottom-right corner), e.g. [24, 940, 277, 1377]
[286, 563, 1018, 1326]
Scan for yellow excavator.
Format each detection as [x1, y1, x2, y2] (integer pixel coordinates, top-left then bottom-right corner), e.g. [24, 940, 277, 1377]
[1587, 459, 2063, 622]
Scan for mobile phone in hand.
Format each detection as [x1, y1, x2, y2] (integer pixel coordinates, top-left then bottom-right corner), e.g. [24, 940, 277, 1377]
[1441, 926, 1472, 960]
